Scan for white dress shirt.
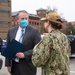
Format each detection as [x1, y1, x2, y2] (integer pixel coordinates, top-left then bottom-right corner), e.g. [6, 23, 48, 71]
[15, 26, 25, 42]
[14, 26, 25, 62]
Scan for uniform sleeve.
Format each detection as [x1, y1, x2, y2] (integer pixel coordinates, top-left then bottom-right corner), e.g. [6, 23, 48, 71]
[32, 35, 52, 67]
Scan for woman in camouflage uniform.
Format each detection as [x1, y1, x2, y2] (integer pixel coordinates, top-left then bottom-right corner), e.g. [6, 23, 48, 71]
[32, 12, 71, 75]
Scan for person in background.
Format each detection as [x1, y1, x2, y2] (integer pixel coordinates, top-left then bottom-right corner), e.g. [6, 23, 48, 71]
[5, 10, 41, 75]
[0, 38, 2, 52]
[32, 11, 71, 75]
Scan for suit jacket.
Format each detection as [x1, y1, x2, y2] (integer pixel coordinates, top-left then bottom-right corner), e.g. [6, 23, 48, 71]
[5, 25, 41, 75]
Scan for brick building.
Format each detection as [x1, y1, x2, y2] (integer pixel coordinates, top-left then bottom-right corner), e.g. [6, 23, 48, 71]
[12, 8, 68, 35]
[0, 0, 12, 39]
[0, 2, 68, 39]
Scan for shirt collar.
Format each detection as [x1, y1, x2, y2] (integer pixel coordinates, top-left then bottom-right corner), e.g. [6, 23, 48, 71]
[19, 26, 25, 30]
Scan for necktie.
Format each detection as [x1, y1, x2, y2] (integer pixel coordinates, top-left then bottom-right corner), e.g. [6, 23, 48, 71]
[14, 29, 24, 63]
[19, 29, 24, 43]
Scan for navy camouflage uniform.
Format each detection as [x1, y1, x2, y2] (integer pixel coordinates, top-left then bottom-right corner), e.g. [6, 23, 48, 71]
[32, 30, 71, 75]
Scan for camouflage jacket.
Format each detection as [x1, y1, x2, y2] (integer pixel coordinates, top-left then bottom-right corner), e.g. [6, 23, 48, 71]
[32, 30, 71, 75]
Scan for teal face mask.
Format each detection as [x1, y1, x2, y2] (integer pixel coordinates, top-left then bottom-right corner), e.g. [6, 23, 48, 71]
[20, 19, 28, 28]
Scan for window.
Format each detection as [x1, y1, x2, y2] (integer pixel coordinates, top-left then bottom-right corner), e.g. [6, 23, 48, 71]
[37, 11, 41, 14]
[0, 21, 9, 24]
[37, 22, 39, 25]
[0, 10, 10, 13]
[35, 22, 36, 25]
[0, 0, 9, 2]
[0, 0, 2, 2]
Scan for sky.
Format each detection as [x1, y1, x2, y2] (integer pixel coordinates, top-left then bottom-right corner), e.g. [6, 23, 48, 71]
[11, 0, 75, 22]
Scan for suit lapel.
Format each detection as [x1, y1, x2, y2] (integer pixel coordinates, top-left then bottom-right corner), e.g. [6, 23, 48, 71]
[13, 26, 19, 39]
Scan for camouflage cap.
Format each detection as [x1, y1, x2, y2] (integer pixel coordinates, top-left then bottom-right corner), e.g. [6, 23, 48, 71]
[41, 12, 62, 24]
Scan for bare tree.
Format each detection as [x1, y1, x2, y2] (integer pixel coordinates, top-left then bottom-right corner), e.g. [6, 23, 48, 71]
[46, 6, 57, 14]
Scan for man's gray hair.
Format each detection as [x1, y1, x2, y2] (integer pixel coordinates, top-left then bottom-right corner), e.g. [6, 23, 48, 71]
[17, 10, 28, 18]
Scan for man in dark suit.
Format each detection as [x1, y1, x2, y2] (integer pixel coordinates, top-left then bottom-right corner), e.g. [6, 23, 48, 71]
[5, 10, 41, 75]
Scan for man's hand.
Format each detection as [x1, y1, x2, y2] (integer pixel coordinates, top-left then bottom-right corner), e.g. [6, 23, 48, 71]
[7, 67, 11, 73]
[16, 52, 25, 58]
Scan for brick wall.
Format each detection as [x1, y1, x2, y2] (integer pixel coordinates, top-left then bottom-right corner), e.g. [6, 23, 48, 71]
[0, 0, 12, 39]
